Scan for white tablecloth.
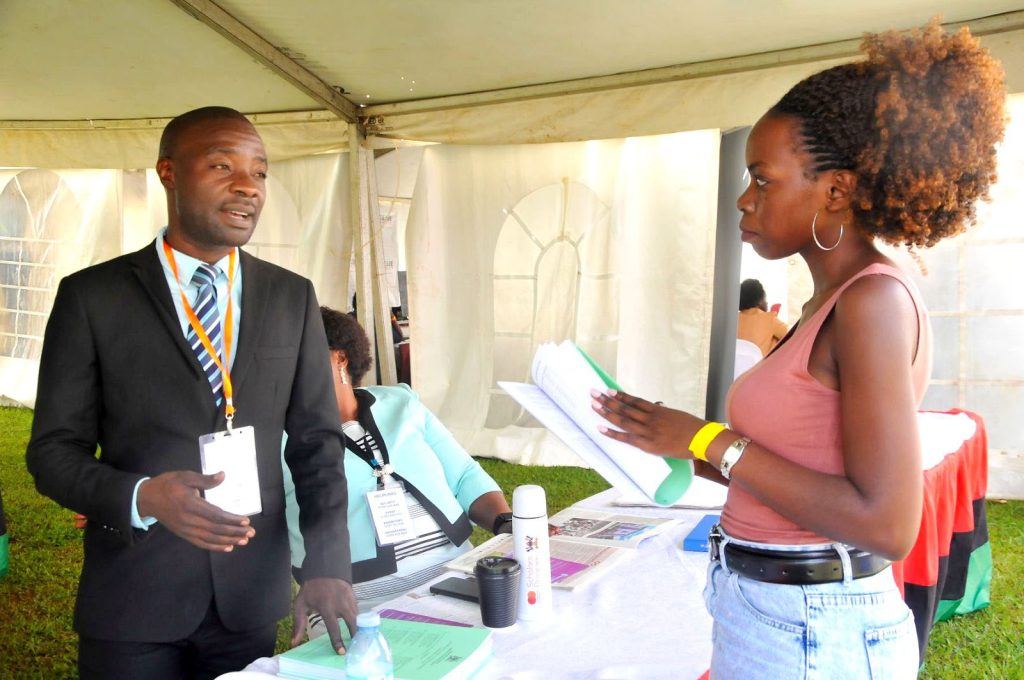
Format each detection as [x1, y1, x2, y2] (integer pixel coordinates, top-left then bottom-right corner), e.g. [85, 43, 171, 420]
[238, 488, 716, 679]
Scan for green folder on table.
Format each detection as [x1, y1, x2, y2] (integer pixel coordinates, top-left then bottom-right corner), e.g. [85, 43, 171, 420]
[576, 345, 693, 505]
[279, 616, 493, 680]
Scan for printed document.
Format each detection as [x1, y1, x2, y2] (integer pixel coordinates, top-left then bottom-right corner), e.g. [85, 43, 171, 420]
[499, 341, 692, 505]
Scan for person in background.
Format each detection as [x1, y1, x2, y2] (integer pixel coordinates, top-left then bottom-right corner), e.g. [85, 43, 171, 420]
[284, 307, 512, 629]
[737, 278, 789, 356]
[592, 21, 1004, 678]
[390, 310, 405, 345]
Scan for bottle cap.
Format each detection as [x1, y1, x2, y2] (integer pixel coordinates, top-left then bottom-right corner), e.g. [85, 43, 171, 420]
[512, 484, 547, 519]
[356, 611, 381, 628]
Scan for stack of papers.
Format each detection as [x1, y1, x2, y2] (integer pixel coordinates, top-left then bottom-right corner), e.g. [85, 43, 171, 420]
[499, 341, 693, 506]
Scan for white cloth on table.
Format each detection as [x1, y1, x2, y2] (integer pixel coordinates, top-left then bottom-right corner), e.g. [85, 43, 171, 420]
[917, 411, 977, 471]
[238, 488, 715, 679]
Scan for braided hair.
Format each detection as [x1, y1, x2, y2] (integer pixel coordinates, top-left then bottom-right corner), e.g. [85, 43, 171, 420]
[769, 19, 1006, 248]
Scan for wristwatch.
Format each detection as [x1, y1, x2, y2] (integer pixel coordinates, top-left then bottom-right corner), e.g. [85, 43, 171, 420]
[719, 436, 751, 480]
[492, 512, 514, 535]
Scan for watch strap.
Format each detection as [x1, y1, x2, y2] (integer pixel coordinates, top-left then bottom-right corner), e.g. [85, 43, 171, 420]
[492, 511, 514, 535]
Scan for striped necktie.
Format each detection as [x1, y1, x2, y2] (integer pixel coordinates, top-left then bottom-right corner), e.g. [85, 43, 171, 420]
[188, 263, 225, 405]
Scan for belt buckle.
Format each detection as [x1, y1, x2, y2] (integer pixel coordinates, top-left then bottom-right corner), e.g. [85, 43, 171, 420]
[708, 523, 723, 561]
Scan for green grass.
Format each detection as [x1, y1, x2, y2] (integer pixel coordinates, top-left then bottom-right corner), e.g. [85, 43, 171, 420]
[919, 499, 1024, 679]
[0, 407, 79, 678]
[2, 405, 1022, 677]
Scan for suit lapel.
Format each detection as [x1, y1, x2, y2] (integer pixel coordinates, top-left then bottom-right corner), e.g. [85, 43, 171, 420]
[230, 249, 269, 396]
[129, 242, 203, 380]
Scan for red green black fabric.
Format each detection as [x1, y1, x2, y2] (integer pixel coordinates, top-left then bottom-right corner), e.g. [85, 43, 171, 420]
[892, 410, 989, 661]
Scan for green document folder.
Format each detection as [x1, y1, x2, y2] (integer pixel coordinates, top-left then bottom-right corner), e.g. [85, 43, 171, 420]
[576, 345, 693, 505]
[279, 617, 492, 680]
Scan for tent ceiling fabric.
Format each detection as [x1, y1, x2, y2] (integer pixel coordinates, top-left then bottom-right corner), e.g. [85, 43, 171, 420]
[365, 24, 1024, 145]
[0, 0, 319, 120]
[1, 0, 1023, 166]
[216, 0, 1024, 105]
[0, 111, 351, 169]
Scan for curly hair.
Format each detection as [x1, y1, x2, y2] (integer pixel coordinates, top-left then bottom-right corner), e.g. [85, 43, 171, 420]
[320, 306, 373, 386]
[769, 19, 1006, 248]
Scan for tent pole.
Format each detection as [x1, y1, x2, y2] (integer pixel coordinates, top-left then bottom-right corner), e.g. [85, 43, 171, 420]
[363, 146, 398, 385]
[704, 127, 749, 422]
[349, 124, 377, 384]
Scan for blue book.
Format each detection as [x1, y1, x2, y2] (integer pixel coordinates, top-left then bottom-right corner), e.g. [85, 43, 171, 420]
[682, 513, 720, 552]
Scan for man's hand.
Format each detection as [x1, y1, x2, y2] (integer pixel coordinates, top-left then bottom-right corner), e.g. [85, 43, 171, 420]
[137, 471, 254, 551]
[292, 578, 358, 655]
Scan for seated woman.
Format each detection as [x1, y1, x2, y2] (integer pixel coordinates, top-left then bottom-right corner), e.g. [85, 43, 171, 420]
[737, 278, 788, 357]
[283, 307, 512, 620]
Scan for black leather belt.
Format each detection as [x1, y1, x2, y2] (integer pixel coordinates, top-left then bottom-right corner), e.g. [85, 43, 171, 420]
[708, 525, 890, 585]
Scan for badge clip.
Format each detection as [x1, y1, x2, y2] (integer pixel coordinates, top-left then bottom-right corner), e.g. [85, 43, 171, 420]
[225, 398, 235, 434]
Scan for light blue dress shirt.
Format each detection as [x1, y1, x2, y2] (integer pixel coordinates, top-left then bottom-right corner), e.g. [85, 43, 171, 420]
[130, 230, 244, 529]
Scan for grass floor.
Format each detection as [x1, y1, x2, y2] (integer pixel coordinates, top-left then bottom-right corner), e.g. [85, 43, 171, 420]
[1, 405, 1021, 677]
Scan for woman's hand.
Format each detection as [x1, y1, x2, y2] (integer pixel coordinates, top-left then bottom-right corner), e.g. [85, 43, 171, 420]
[590, 389, 705, 459]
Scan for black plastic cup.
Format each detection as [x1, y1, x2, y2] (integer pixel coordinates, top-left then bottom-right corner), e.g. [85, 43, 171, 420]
[474, 556, 521, 628]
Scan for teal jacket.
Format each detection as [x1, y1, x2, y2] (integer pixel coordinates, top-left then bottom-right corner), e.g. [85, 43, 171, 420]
[284, 384, 500, 582]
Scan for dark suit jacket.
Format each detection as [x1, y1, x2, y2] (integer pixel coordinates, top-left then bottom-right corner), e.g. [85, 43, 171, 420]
[26, 241, 351, 642]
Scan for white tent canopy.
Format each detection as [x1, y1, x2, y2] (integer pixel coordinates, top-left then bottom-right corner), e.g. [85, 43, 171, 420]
[3, 1, 1023, 494]
[2, 1, 1024, 167]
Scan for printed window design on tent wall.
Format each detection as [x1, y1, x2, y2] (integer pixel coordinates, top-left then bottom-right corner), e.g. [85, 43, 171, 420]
[487, 179, 620, 429]
[0, 170, 81, 360]
[240, 173, 303, 270]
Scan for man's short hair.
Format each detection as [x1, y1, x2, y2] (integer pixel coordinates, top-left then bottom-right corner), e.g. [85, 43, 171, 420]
[158, 106, 253, 159]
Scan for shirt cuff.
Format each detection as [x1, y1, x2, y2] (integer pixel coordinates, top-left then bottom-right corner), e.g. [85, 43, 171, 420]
[131, 477, 159, 530]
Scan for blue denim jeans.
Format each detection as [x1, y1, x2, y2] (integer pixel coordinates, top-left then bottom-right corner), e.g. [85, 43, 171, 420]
[703, 530, 919, 679]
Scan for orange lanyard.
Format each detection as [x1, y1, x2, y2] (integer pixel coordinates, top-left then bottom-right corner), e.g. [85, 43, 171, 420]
[162, 238, 237, 424]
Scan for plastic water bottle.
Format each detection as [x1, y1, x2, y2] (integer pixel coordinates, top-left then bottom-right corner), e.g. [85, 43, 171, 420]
[512, 484, 553, 621]
[345, 611, 394, 680]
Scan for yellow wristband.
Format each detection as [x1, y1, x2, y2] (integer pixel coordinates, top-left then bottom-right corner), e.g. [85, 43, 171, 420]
[689, 421, 727, 462]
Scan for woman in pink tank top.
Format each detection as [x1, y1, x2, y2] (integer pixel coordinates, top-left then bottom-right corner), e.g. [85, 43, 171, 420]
[592, 21, 1005, 679]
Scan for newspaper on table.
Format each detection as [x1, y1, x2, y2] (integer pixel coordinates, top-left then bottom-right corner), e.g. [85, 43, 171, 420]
[548, 507, 680, 549]
[445, 533, 627, 591]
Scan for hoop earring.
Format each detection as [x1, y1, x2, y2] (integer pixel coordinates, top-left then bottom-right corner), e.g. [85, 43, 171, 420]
[338, 364, 349, 386]
[811, 209, 844, 251]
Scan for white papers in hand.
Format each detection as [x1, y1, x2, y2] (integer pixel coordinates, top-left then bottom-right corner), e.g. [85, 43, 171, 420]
[499, 341, 671, 503]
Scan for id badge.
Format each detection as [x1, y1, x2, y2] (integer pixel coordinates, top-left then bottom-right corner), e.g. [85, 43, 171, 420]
[198, 425, 262, 516]
[366, 486, 418, 545]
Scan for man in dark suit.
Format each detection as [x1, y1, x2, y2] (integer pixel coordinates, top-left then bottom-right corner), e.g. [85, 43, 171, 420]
[26, 107, 357, 679]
